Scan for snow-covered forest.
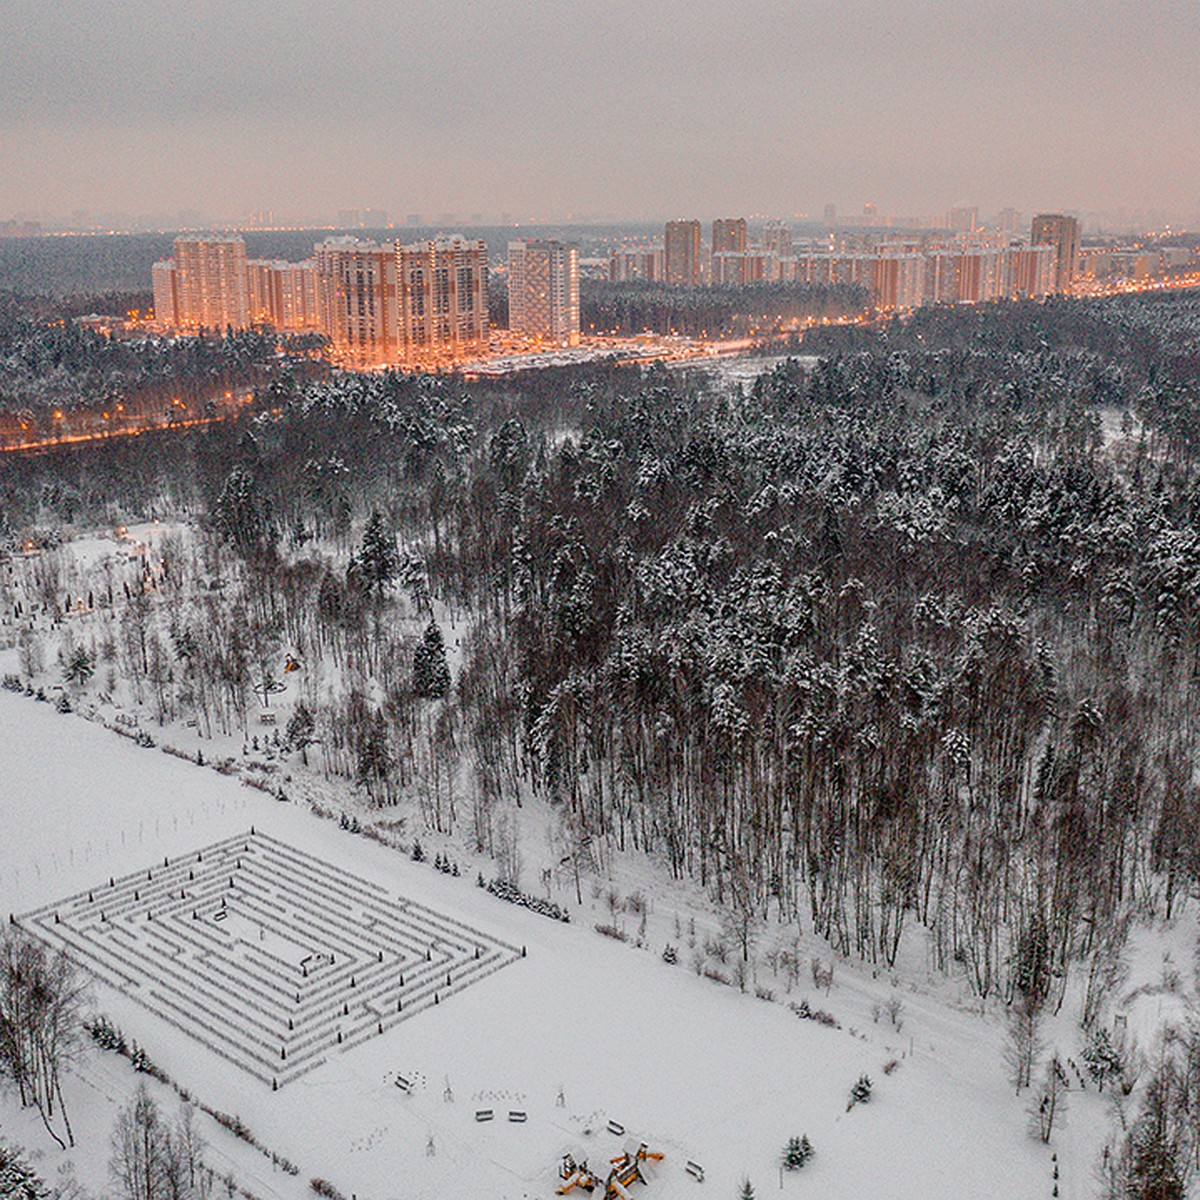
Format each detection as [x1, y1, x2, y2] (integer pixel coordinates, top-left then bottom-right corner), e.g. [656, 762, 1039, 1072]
[6, 288, 1200, 1197]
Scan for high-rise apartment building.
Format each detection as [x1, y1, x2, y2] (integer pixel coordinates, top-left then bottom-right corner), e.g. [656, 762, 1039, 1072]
[164, 235, 250, 331]
[873, 253, 926, 311]
[996, 207, 1021, 234]
[278, 261, 322, 332]
[712, 250, 778, 286]
[1030, 213, 1081, 293]
[664, 220, 701, 287]
[507, 240, 580, 346]
[1007, 245, 1057, 298]
[762, 221, 793, 257]
[154, 247, 320, 334]
[246, 259, 284, 327]
[397, 237, 488, 363]
[947, 206, 980, 234]
[712, 218, 747, 256]
[313, 238, 400, 366]
[609, 246, 664, 282]
[151, 260, 180, 329]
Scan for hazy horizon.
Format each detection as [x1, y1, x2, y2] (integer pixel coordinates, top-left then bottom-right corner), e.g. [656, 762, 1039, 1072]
[6, 0, 1199, 227]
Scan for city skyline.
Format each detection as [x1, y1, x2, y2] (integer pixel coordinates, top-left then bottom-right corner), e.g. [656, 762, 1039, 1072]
[4, 0, 1199, 227]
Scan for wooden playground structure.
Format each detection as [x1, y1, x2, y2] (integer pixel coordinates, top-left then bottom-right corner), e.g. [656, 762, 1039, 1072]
[557, 1140, 665, 1198]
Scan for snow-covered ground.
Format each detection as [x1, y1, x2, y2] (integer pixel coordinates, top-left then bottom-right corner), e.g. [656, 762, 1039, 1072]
[0, 684, 1157, 1200]
[2, 523, 1197, 1200]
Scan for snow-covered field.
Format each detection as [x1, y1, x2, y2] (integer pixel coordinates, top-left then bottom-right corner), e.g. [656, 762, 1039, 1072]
[0, 686, 1113, 1200]
[2, 523, 1196, 1200]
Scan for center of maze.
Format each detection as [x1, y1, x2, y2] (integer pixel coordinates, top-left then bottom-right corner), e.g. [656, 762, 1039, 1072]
[19, 832, 522, 1086]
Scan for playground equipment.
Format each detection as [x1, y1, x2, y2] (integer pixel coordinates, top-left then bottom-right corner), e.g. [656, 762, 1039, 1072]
[557, 1152, 599, 1194]
[557, 1142, 664, 1198]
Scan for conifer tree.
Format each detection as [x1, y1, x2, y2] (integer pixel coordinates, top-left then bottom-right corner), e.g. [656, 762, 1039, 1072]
[352, 511, 400, 597]
[413, 621, 451, 699]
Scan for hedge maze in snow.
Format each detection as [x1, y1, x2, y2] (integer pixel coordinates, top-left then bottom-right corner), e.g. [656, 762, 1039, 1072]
[18, 831, 522, 1086]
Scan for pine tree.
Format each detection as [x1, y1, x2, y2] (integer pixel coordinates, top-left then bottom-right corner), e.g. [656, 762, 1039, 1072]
[1081, 1026, 1123, 1092]
[352, 511, 400, 596]
[214, 464, 273, 558]
[355, 710, 393, 804]
[850, 1074, 872, 1106]
[783, 1135, 813, 1170]
[740, 1179, 755, 1200]
[413, 621, 451, 699]
[62, 645, 95, 686]
[0, 1142, 51, 1200]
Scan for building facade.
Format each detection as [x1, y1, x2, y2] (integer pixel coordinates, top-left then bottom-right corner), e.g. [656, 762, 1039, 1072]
[166, 235, 250, 331]
[151, 260, 180, 329]
[1031, 213, 1081, 293]
[398, 237, 488, 363]
[711, 218, 747, 256]
[609, 246, 664, 282]
[508, 240, 580, 346]
[313, 238, 401, 366]
[664, 220, 701, 287]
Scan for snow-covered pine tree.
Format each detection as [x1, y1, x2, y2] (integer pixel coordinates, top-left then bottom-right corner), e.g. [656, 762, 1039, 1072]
[352, 511, 400, 596]
[0, 1142, 50, 1200]
[286, 702, 316, 765]
[782, 1135, 813, 1169]
[413, 621, 451, 699]
[1081, 1026, 1123, 1092]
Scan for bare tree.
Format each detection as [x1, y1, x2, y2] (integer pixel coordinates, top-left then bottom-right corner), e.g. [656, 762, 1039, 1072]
[173, 1103, 206, 1199]
[109, 1085, 181, 1200]
[0, 928, 89, 1149]
[1029, 1056, 1068, 1143]
[1004, 994, 1043, 1094]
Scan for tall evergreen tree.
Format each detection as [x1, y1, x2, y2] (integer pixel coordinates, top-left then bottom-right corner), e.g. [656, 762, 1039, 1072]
[351, 511, 400, 597]
[413, 622, 451, 699]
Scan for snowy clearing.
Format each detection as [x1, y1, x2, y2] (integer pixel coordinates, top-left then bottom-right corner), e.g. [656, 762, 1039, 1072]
[0, 687, 1098, 1200]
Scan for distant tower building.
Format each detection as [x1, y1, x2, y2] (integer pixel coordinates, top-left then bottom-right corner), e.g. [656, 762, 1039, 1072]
[278, 261, 322, 331]
[1031, 213, 1081, 293]
[823, 203, 838, 228]
[170, 235, 249, 331]
[508, 240, 580, 346]
[398, 236, 488, 362]
[314, 238, 400, 366]
[610, 246, 664, 282]
[712, 218, 747, 256]
[762, 221, 793, 257]
[664, 220, 701, 286]
[246, 259, 285, 327]
[996, 207, 1021, 234]
[947, 206, 979, 233]
[151, 260, 179, 329]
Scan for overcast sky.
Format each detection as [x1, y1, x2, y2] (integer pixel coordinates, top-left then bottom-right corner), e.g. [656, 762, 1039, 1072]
[4, 0, 1198, 224]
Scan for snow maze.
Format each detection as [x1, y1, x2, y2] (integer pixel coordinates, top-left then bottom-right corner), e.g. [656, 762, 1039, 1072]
[17, 831, 522, 1086]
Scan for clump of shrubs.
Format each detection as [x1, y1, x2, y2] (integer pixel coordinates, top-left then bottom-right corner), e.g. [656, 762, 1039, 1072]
[789, 998, 840, 1028]
[310, 1180, 347, 1200]
[484, 877, 570, 922]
